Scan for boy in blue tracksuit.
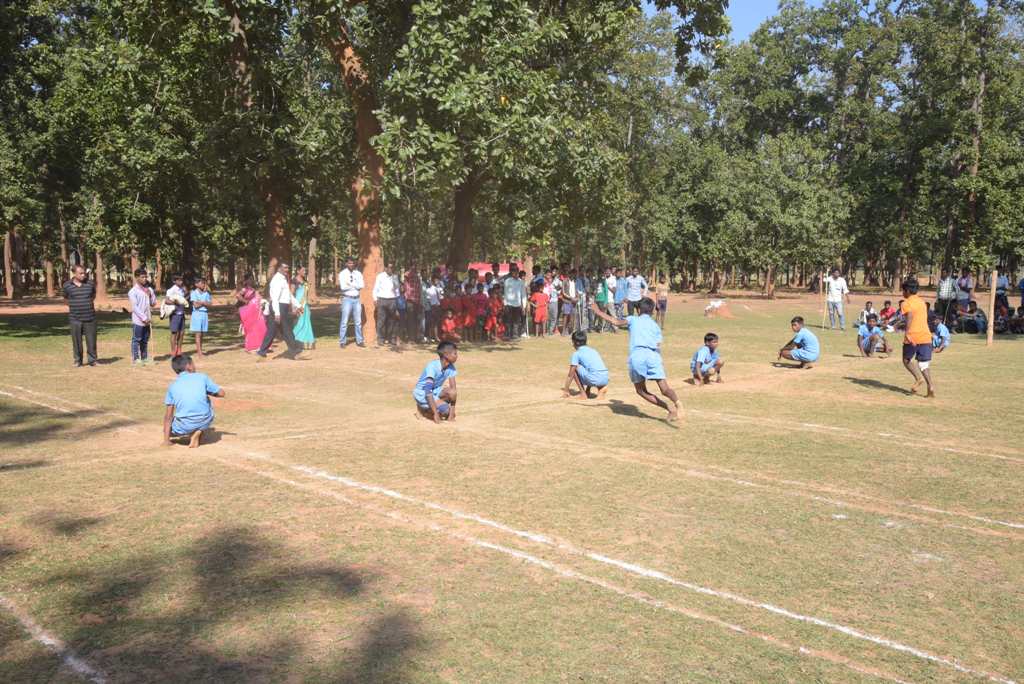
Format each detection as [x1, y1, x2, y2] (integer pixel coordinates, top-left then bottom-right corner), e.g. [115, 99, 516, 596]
[856, 314, 889, 357]
[163, 354, 224, 448]
[931, 315, 951, 355]
[413, 341, 458, 423]
[590, 298, 680, 422]
[778, 316, 820, 369]
[562, 331, 609, 399]
[690, 332, 724, 385]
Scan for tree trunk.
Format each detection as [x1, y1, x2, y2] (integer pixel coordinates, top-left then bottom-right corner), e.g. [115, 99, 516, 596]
[43, 259, 55, 297]
[261, 176, 291, 266]
[307, 235, 318, 301]
[155, 248, 163, 289]
[709, 267, 722, 294]
[447, 172, 484, 272]
[965, 67, 986, 252]
[3, 230, 20, 299]
[332, 246, 339, 285]
[764, 265, 776, 299]
[95, 251, 108, 302]
[326, 21, 385, 345]
[58, 201, 69, 280]
[130, 248, 140, 275]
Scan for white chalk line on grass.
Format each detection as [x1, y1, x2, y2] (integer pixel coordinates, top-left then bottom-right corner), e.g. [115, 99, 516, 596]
[215, 454, 911, 684]
[1, 385, 1014, 683]
[4, 383, 1021, 538]
[469, 422, 1024, 536]
[0, 595, 107, 684]
[232, 449, 1016, 684]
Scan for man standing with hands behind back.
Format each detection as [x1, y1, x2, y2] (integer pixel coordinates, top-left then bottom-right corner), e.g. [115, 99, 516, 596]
[63, 264, 97, 367]
[338, 257, 365, 348]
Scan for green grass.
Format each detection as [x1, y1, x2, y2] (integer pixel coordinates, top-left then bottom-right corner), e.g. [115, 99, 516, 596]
[1, 292, 1022, 683]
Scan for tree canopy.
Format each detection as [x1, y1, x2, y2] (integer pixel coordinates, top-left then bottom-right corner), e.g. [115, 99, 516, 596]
[2, 0, 1021, 301]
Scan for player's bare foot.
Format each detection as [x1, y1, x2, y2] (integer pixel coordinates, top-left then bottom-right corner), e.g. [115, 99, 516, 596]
[800, 362, 813, 370]
[666, 401, 681, 423]
[596, 386, 608, 400]
[188, 430, 202, 448]
[715, 375, 723, 384]
[910, 380, 923, 395]
[926, 389, 936, 398]
[561, 389, 571, 399]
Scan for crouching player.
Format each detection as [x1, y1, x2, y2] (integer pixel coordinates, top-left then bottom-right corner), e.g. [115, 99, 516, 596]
[931, 315, 951, 354]
[778, 316, 820, 369]
[414, 341, 458, 423]
[691, 332, 724, 385]
[163, 354, 224, 448]
[562, 331, 609, 399]
[857, 314, 890, 357]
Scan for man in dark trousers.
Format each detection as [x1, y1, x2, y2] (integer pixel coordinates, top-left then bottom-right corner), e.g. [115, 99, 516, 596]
[63, 264, 97, 366]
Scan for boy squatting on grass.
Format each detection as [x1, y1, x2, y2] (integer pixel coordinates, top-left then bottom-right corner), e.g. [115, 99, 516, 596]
[690, 332, 724, 385]
[562, 331, 609, 399]
[778, 316, 820, 368]
[589, 298, 681, 422]
[857, 314, 890, 357]
[414, 341, 458, 423]
[162, 354, 225, 448]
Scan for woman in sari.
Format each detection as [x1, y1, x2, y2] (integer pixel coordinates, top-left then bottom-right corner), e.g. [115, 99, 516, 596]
[292, 266, 315, 350]
[235, 275, 267, 352]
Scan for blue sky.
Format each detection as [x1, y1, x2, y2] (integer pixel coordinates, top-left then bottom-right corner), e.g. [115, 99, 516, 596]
[645, 1, 823, 42]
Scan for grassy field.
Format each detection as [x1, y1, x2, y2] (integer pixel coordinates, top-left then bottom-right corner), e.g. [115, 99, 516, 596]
[0, 290, 1021, 683]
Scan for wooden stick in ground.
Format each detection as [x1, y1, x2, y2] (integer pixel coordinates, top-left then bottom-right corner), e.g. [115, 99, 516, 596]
[986, 268, 996, 347]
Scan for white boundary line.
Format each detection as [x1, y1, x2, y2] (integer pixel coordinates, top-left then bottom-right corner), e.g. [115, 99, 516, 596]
[0, 595, 107, 683]
[0, 385, 1015, 683]
[215, 455, 911, 684]
[232, 449, 1016, 684]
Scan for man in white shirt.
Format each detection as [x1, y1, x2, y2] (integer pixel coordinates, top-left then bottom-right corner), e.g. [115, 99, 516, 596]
[338, 257, 365, 348]
[372, 262, 400, 345]
[502, 268, 524, 339]
[258, 263, 300, 359]
[825, 267, 851, 331]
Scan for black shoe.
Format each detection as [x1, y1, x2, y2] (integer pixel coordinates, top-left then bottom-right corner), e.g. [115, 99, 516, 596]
[357, 342, 366, 348]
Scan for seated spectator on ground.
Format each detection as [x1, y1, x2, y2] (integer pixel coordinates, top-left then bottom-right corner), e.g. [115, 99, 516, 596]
[994, 305, 1010, 334]
[1010, 306, 1024, 334]
[879, 300, 897, 330]
[857, 301, 877, 326]
[957, 301, 987, 334]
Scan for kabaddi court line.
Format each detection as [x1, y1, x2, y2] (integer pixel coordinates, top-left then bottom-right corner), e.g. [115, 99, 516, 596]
[214, 452, 912, 684]
[4, 382, 1021, 537]
[1, 385, 1016, 683]
[0, 595, 108, 683]
[223, 447, 1015, 684]
[230, 416, 1024, 537]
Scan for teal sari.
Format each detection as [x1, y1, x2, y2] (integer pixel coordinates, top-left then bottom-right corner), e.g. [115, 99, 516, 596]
[292, 283, 315, 345]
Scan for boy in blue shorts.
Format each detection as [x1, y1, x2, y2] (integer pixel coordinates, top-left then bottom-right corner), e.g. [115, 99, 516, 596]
[163, 354, 225, 448]
[590, 298, 680, 422]
[414, 341, 458, 423]
[690, 332, 724, 385]
[778, 316, 820, 369]
[856, 314, 889, 357]
[562, 331, 609, 399]
[931, 314, 951, 354]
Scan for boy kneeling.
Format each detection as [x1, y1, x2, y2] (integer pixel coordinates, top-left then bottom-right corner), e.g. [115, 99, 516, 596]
[691, 332, 724, 385]
[857, 314, 890, 357]
[562, 331, 609, 399]
[778, 316, 820, 368]
[163, 354, 225, 448]
[414, 341, 458, 423]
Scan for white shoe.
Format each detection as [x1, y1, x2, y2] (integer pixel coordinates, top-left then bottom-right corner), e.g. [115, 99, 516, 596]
[521, 332, 529, 338]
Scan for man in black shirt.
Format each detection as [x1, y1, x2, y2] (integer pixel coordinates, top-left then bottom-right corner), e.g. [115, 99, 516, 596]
[62, 265, 97, 366]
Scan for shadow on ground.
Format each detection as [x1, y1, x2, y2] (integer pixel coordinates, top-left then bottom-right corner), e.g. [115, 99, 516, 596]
[844, 376, 911, 395]
[1, 525, 423, 683]
[0, 406, 135, 447]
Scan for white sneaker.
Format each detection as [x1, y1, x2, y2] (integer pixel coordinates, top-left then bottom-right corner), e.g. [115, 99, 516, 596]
[521, 332, 529, 338]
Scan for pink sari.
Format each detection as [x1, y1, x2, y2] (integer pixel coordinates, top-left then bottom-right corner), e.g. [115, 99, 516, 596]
[239, 287, 267, 351]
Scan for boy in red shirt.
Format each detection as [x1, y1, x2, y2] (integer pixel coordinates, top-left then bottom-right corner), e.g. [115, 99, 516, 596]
[473, 284, 489, 339]
[529, 283, 549, 338]
[484, 289, 503, 341]
[439, 308, 461, 343]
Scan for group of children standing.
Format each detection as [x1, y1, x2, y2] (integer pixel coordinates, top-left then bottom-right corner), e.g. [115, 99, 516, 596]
[126, 269, 211, 364]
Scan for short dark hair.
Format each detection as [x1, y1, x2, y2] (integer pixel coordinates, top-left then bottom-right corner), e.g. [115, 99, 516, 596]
[704, 332, 718, 344]
[638, 297, 655, 315]
[345, 256, 355, 263]
[571, 331, 588, 347]
[171, 354, 191, 374]
[133, 267, 147, 277]
[437, 341, 457, 355]
[195, 276, 206, 284]
[902, 278, 920, 294]
[791, 316, 805, 325]
[172, 273, 183, 281]
[867, 314, 878, 323]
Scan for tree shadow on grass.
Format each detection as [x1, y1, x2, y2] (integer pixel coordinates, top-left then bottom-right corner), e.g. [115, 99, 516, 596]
[843, 376, 911, 396]
[15, 525, 423, 683]
[0, 311, 128, 339]
[0, 459, 50, 473]
[26, 512, 104, 537]
[0, 406, 135, 447]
